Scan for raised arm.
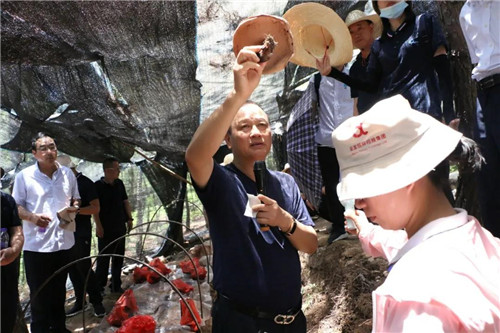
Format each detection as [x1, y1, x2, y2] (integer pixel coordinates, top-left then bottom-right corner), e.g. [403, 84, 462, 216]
[185, 46, 267, 188]
[316, 53, 379, 93]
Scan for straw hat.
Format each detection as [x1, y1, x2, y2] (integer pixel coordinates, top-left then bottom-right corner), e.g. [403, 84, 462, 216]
[57, 155, 76, 168]
[233, 15, 294, 75]
[332, 95, 463, 201]
[345, 9, 382, 40]
[283, 3, 353, 69]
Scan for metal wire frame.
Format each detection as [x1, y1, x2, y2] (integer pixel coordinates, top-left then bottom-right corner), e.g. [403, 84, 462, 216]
[137, 197, 207, 260]
[22, 232, 206, 332]
[84, 231, 206, 329]
[133, 220, 212, 279]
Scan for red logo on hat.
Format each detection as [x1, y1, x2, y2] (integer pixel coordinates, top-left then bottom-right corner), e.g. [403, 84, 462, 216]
[353, 123, 368, 138]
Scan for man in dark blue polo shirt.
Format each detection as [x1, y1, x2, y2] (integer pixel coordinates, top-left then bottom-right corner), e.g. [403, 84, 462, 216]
[185, 44, 318, 332]
[94, 157, 133, 294]
[319, 1, 457, 125]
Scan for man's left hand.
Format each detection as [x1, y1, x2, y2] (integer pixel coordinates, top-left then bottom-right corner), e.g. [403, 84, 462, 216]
[252, 194, 294, 231]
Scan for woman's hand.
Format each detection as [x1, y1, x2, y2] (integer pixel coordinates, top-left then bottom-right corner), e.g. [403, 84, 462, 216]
[344, 209, 369, 236]
[315, 51, 332, 76]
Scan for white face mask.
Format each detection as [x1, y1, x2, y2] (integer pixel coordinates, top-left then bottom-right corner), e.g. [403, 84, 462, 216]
[379, 1, 408, 19]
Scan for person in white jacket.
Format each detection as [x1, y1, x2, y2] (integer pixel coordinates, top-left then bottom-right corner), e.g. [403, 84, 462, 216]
[332, 95, 500, 332]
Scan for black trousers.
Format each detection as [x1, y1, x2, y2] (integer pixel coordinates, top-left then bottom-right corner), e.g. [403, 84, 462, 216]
[68, 236, 103, 305]
[23, 248, 73, 333]
[211, 296, 306, 333]
[476, 84, 500, 237]
[1, 257, 20, 333]
[317, 146, 345, 233]
[95, 233, 125, 291]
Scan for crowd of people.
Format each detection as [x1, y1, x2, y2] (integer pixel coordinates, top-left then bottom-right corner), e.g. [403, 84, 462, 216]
[185, 0, 499, 331]
[1, 135, 133, 332]
[1, 1, 499, 332]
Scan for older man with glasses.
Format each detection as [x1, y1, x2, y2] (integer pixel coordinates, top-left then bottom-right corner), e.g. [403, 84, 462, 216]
[12, 132, 80, 333]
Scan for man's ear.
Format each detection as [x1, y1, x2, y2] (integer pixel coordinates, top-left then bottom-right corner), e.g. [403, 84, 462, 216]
[224, 134, 232, 149]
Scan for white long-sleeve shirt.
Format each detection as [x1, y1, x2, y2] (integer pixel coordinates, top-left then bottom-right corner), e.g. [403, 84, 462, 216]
[313, 73, 354, 147]
[459, 0, 500, 81]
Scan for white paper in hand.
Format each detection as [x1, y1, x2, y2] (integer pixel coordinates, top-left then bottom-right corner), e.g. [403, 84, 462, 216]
[341, 199, 356, 230]
[244, 194, 261, 218]
[57, 207, 77, 232]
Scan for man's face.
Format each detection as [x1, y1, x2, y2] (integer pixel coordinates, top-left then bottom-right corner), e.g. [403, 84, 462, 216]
[32, 137, 58, 166]
[349, 21, 374, 51]
[104, 161, 120, 181]
[225, 103, 272, 163]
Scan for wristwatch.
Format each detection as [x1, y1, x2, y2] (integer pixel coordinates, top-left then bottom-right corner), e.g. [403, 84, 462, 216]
[281, 219, 298, 236]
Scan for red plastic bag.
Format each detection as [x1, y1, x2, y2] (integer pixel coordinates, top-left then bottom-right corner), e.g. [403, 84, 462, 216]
[172, 278, 194, 294]
[150, 257, 171, 275]
[117, 315, 156, 333]
[179, 258, 207, 280]
[106, 289, 138, 327]
[133, 266, 149, 284]
[146, 270, 161, 284]
[180, 298, 202, 331]
[145, 258, 173, 284]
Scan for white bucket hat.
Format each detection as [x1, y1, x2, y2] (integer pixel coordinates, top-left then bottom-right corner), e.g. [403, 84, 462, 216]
[332, 95, 463, 201]
[283, 2, 353, 68]
[57, 154, 76, 168]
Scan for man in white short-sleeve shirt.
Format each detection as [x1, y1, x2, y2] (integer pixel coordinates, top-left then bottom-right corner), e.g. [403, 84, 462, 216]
[12, 132, 80, 333]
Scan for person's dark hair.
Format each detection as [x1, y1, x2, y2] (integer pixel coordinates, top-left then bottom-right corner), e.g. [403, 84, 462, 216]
[429, 136, 484, 190]
[103, 157, 119, 169]
[31, 132, 56, 151]
[373, 1, 414, 37]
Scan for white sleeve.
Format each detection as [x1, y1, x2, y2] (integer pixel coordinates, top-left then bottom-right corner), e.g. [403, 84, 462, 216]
[11, 172, 26, 207]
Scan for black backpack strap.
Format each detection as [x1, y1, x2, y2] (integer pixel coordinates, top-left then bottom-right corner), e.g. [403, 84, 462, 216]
[311, 72, 322, 120]
[314, 72, 322, 108]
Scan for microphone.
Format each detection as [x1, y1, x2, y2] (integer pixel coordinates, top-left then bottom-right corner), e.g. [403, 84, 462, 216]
[254, 161, 270, 231]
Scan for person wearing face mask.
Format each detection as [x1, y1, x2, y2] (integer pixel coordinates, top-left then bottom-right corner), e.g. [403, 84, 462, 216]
[316, 1, 459, 129]
[333, 95, 500, 332]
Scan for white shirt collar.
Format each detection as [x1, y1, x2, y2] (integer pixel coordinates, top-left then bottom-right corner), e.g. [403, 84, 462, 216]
[389, 209, 469, 265]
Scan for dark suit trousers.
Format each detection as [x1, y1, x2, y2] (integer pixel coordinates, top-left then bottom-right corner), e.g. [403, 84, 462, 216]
[95, 233, 125, 291]
[23, 248, 73, 333]
[68, 236, 103, 305]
